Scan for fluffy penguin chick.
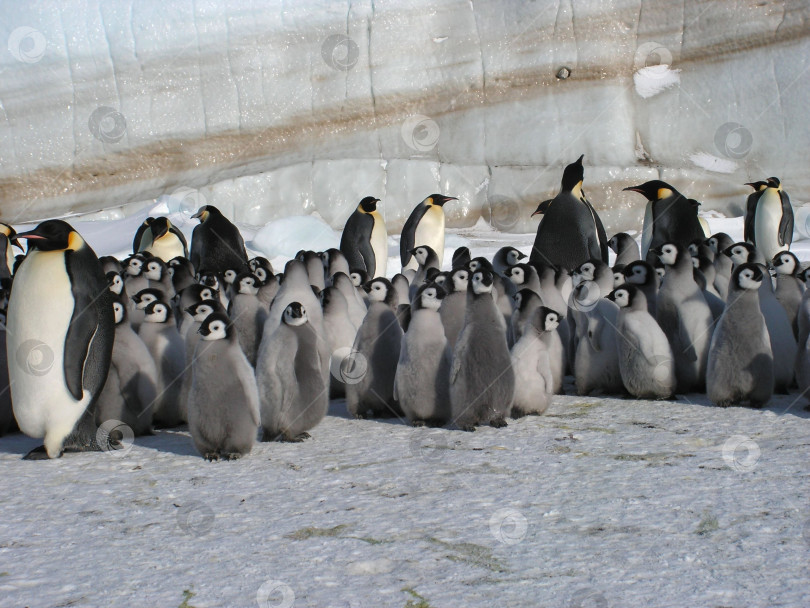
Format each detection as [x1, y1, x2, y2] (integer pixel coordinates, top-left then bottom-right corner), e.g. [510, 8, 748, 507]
[188, 313, 259, 460]
[228, 272, 268, 367]
[179, 299, 227, 413]
[510, 306, 559, 416]
[345, 278, 404, 419]
[450, 270, 515, 431]
[439, 267, 469, 350]
[138, 300, 186, 427]
[608, 285, 675, 399]
[707, 264, 774, 408]
[320, 286, 358, 398]
[96, 298, 158, 436]
[257, 302, 329, 441]
[394, 283, 452, 426]
[571, 280, 623, 396]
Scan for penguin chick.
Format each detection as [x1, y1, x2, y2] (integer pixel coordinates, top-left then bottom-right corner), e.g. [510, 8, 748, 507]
[319, 286, 358, 398]
[168, 256, 196, 294]
[143, 256, 175, 299]
[450, 269, 515, 431]
[622, 260, 658, 317]
[228, 272, 268, 367]
[607, 285, 675, 399]
[188, 312, 259, 460]
[608, 233, 640, 266]
[612, 264, 626, 289]
[394, 283, 452, 427]
[706, 232, 734, 299]
[333, 271, 368, 330]
[509, 288, 544, 347]
[178, 299, 227, 412]
[257, 302, 329, 441]
[510, 306, 560, 416]
[321, 248, 349, 283]
[504, 263, 542, 296]
[439, 267, 469, 350]
[451, 246, 471, 270]
[707, 264, 773, 408]
[492, 246, 527, 277]
[772, 251, 804, 337]
[408, 245, 441, 300]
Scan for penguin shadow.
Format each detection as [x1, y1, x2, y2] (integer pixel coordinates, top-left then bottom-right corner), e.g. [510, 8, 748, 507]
[327, 397, 410, 426]
[0, 432, 42, 457]
[136, 426, 201, 457]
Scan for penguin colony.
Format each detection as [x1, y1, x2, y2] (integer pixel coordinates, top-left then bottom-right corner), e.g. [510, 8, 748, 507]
[0, 163, 803, 460]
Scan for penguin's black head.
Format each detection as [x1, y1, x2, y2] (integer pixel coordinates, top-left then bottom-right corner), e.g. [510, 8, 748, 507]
[410, 246, 437, 266]
[533, 305, 560, 333]
[415, 282, 446, 311]
[282, 301, 308, 327]
[452, 246, 471, 270]
[133, 288, 165, 310]
[191, 205, 221, 223]
[733, 263, 764, 291]
[622, 260, 654, 286]
[187, 299, 223, 320]
[16, 220, 83, 252]
[426, 194, 457, 207]
[560, 155, 585, 192]
[199, 274, 220, 289]
[106, 271, 125, 295]
[450, 268, 469, 293]
[111, 295, 128, 325]
[650, 242, 681, 266]
[199, 312, 232, 340]
[622, 180, 676, 202]
[612, 264, 626, 288]
[468, 256, 494, 274]
[349, 268, 368, 287]
[249, 256, 271, 272]
[772, 251, 799, 276]
[470, 269, 494, 294]
[143, 300, 172, 322]
[706, 232, 733, 255]
[364, 277, 396, 306]
[799, 268, 810, 284]
[607, 284, 638, 309]
[744, 180, 769, 191]
[513, 288, 539, 312]
[723, 242, 755, 266]
[236, 272, 259, 293]
[766, 177, 781, 188]
[430, 270, 448, 289]
[359, 196, 380, 213]
[149, 216, 171, 240]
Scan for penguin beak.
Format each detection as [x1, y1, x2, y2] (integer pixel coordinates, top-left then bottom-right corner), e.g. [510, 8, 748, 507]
[649, 247, 663, 256]
[363, 284, 372, 293]
[517, 251, 527, 260]
[14, 231, 47, 241]
[606, 291, 616, 302]
[622, 186, 643, 194]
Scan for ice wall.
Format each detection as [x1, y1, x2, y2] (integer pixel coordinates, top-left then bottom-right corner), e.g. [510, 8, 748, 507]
[0, 0, 808, 235]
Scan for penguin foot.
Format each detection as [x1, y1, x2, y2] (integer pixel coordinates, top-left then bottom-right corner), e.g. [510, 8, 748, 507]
[220, 452, 243, 460]
[411, 420, 427, 428]
[459, 425, 476, 433]
[489, 417, 508, 429]
[283, 433, 311, 443]
[23, 445, 53, 460]
[204, 452, 221, 461]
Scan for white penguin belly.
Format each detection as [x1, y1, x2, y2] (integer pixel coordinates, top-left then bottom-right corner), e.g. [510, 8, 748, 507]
[755, 190, 784, 260]
[7, 250, 90, 441]
[406, 206, 445, 271]
[369, 211, 388, 278]
[145, 237, 185, 263]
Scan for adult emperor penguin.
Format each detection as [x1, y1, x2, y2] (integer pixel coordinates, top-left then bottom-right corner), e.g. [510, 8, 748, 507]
[339, 196, 387, 279]
[752, 177, 793, 262]
[188, 312, 259, 459]
[608, 232, 640, 266]
[530, 155, 608, 272]
[707, 263, 774, 408]
[623, 181, 705, 261]
[8, 220, 114, 459]
[400, 194, 457, 271]
[95, 296, 158, 436]
[0, 222, 18, 279]
[257, 302, 329, 441]
[394, 283, 452, 427]
[450, 269, 515, 430]
[190, 205, 249, 275]
[132, 216, 155, 253]
[607, 285, 675, 399]
[510, 305, 560, 416]
[743, 181, 769, 244]
[141, 216, 188, 262]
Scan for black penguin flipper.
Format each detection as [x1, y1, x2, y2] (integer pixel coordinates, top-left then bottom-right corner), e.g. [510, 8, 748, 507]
[779, 190, 794, 248]
[64, 248, 115, 402]
[169, 225, 189, 258]
[584, 199, 609, 264]
[340, 212, 375, 275]
[744, 193, 758, 244]
[133, 218, 153, 253]
[190, 224, 203, 273]
[400, 203, 429, 266]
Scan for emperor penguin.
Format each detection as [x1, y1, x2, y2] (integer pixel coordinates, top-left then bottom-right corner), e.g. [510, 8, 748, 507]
[320, 286, 358, 398]
[509, 288, 544, 347]
[707, 263, 774, 408]
[339, 196, 388, 279]
[622, 261, 658, 317]
[95, 296, 158, 436]
[257, 302, 329, 441]
[333, 271, 368, 330]
[345, 277, 404, 418]
[143, 256, 175, 299]
[706, 232, 735, 299]
[124, 253, 150, 298]
[752, 177, 794, 262]
[130, 287, 165, 332]
[168, 256, 196, 294]
[141, 216, 188, 262]
[450, 269, 515, 430]
[178, 298, 227, 412]
[228, 272, 268, 367]
[608, 232, 640, 266]
[772, 251, 804, 336]
[0, 222, 18, 279]
[394, 283, 452, 426]
[188, 312, 259, 459]
[408, 245, 441, 299]
[530, 155, 608, 272]
[492, 246, 527, 277]
[510, 305, 559, 416]
[452, 246, 471, 270]
[321, 248, 350, 282]
[607, 285, 675, 399]
[652, 242, 714, 393]
[176, 283, 219, 336]
[190, 205, 249, 275]
[138, 300, 186, 427]
[8, 220, 114, 459]
[400, 194, 457, 271]
[623, 181, 705, 261]
[132, 216, 155, 253]
[504, 263, 542, 297]
[439, 267, 469, 350]
[743, 181, 769, 244]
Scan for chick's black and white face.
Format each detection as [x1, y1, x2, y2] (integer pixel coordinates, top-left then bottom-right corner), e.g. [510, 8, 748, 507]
[613, 272, 625, 288]
[774, 253, 796, 275]
[350, 273, 362, 287]
[136, 294, 158, 310]
[110, 274, 124, 294]
[507, 249, 521, 266]
[368, 280, 388, 302]
[254, 268, 267, 282]
[471, 271, 492, 295]
[452, 270, 468, 292]
[145, 260, 162, 280]
[544, 311, 560, 331]
[239, 277, 256, 294]
[737, 267, 761, 291]
[415, 248, 428, 265]
[508, 266, 525, 284]
[224, 269, 237, 284]
[612, 288, 630, 308]
[126, 258, 142, 276]
[468, 260, 481, 272]
[145, 303, 168, 323]
[707, 237, 718, 253]
[626, 265, 646, 285]
[201, 318, 228, 341]
[283, 304, 308, 326]
[658, 244, 678, 266]
[728, 246, 749, 266]
[193, 304, 214, 321]
[578, 262, 595, 281]
[200, 288, 214, 301]
[420, 286, 441, 310]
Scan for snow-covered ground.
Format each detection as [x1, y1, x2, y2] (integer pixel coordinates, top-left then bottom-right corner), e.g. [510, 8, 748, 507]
[2, 208, 810, 607]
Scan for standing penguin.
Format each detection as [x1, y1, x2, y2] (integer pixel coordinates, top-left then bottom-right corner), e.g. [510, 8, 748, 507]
[772, 251, 804, 336]
[0, 222, 18, 279]
[752, 177, 793, 261]
[8, 220, 114, 459]
[439, 267, 469, 350]
[450, 269, 515, 430]
[608, 232, 640, 266]
[339, 196, 388, 279]
[168, 256, 196, 294]
[509, 288, 544, 347]
[607, 285, 675, 399]
[190, 205, 249, 275]
[345, 278, 404, 419]
[510, 305, 560, 416]
[743, 181, 769, 244]
[623, 181, 705, 261]
[188, 312, 259, 460]
[407, 245, 441, 299]
[143, 256, 175, 299]
[320, 286, 358, 398]
[707, 232, 735, 300]
[141, 216, 188, 262]
[400, 194, 457, 271]
[178, 299, 227, 412]
[257, 302, 329, 441]
[95, 297, 158, 436]
[530, 156, 608, 272]
[228, 272, 268, 367]
[492, 246, 527, 277]
[707, 264, 774, 408]
[394, 283, 452, 426]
